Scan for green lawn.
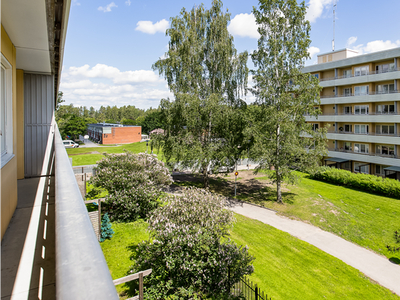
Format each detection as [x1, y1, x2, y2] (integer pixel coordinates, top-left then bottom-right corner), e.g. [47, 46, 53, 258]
[67, 141, 164, 166]
[101, 216, 400, 300]
[175, 171, 400, 262]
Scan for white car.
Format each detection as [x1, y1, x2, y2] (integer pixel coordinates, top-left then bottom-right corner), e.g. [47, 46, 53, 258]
[63, 140, 79, 148]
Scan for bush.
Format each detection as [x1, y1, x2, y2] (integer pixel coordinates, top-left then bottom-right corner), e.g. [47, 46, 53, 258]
[91, 152, 173, 222]
[134, 187, 254, 299]
[310, 167, 400, 199]
[100, 212, 114, 242]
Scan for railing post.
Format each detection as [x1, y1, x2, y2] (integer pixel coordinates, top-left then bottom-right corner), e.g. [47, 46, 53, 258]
[139, 272, 144, 300]
[98, 200, 102, 241]
[255, 284, 258, 300]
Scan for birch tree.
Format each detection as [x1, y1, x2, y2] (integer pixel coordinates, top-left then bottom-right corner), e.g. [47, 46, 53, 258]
[154, 0, 249, 188]
[251, 0, 326, 203]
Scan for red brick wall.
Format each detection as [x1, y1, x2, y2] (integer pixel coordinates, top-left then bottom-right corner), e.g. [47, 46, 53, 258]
[102, 127, 142, 144]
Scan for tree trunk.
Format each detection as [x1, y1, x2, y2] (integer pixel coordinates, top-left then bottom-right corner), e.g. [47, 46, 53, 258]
[276, 167, 282, 203]
[203, 166, 209, 189]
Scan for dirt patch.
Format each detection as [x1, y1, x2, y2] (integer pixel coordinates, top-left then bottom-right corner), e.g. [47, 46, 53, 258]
[69, 151, 101, 156]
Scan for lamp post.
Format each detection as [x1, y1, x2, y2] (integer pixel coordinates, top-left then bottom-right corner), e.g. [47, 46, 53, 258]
[146, 141, 149, 154]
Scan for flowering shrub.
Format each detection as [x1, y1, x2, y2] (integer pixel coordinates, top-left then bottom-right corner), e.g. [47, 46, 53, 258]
[91, 152, 173, 222]
[134, 187, 254, 299]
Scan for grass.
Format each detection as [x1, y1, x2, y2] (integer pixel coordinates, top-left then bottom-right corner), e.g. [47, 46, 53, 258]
[101, 216, 400, 300]
[67, 141, 164, 166]
[174, 171, 400, 262]
[100, 220, 149, 299]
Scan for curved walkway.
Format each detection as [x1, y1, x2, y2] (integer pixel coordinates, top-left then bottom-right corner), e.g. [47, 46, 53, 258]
[227, 200, 400, 296]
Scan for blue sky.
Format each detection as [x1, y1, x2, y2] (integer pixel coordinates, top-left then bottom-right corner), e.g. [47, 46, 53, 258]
[61, 0, 400, 110]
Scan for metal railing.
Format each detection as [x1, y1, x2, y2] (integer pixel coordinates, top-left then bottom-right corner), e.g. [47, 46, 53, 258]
[319, 67, 400, 82]
[320, 89, 400, 99]
[315, 112, 399, 116]
[326, 131, 400, 137]
[231, 277, 272, 300]
[54, 122, 119, 299]
[327, 147, 399, 159]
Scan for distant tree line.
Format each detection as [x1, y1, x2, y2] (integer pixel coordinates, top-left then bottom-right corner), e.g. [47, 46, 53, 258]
[55, 94, 163, 139]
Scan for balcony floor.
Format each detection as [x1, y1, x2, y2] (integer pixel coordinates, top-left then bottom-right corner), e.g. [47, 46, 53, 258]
[1, 176, 55, 300]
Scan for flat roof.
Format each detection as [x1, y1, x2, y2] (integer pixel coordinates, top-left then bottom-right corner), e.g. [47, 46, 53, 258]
[324, 157, 349, 163]
[383, 166, 400, 172]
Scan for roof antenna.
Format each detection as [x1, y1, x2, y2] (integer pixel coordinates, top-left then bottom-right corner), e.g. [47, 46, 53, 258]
[332, 0, 336, 51]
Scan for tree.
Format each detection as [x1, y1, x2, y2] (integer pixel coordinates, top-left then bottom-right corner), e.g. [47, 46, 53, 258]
[56, 91, 65, 111]
[91, 152, 173, 222]
[100, 213, 114, 242]
[154, 0, 249, 188]
[250, 0, 326, 203]
[140, 110, 163, 134]
[135, 187, 254, 299]
[62, 115, 87, 140]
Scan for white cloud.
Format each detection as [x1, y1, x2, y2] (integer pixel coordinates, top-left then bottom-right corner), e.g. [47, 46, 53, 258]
[306, 0, 334, 23]
[346, 36, 357, 47]
[308, 46, 320, 59]
[125, 0, 131, 6]
[60, 64, 173, 109]
[68, 64, 161, 84]
[98, 2, 117, 13]
[349, 39, 400, 55]
[228, 13, 259, 39]
[72, 0, 81, 6]
[135, 19, 169, 34]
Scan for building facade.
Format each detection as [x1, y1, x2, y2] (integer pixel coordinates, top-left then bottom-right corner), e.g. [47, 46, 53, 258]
[303, 48, 400, 179]
[87, 123, 142, 144]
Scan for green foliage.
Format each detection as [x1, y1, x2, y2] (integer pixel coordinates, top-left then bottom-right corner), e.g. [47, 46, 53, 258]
[310, 167, 400, 199]
[250, 0, 326, 202]
[134, 188, 254, 299]
[61, 115, 87, 140]
[100, 213, 114, 242]
[153, 0, 249, 188]
[91, 152, 173, 222]
[140, 110, 163, 134]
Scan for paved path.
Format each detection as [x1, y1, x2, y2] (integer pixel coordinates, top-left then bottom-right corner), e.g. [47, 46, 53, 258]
[227, 200, 400, 296]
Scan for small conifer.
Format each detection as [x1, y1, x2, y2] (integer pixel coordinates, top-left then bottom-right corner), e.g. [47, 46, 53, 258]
[100, 212, 114, 242]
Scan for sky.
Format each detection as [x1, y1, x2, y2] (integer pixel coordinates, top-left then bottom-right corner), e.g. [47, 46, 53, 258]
[60, 0, 400, 110]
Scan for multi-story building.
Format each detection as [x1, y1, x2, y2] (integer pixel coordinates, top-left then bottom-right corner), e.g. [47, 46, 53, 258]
[303, 47, 400, 180]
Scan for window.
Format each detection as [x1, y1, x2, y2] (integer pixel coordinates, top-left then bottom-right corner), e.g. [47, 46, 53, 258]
[355, 162, 369, 174]
[354, 66, 369, 76]
[376, 145, 395, 156]
[311, 123, 319, 131]
[313, 74, 319, 79]
[376, 124, 395, 135]
[343, 88, 352, 96]
[376, 63, 395, 74]
[376, 84, 395, 94]
[354, 105, 369, 115]
[354, 143, 369, 154]
[344, 124, 352, 133]
[354, 124, 369, 134]
[343, 69, 352, 78]
[343, 106, 352, 114]
[343, 161, 351, 169]
[344, 142, 351, 151]
[1, 54, 13, 168]
[354, 85, 369, 96]
[376, 104, 395, 114]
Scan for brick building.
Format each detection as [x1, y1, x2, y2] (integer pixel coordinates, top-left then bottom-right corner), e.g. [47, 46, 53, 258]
[87, 123, 142, 144]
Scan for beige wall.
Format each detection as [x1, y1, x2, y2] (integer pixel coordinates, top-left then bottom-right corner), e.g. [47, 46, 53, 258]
[1, 25, 18, 239]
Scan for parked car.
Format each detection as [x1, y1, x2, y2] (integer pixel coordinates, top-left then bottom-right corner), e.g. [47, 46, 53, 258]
[201, 160, 235, 175]
[63, 140, 79, 148]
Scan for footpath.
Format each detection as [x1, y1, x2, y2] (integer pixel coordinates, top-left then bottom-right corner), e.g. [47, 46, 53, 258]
[227, 200, 400, 296]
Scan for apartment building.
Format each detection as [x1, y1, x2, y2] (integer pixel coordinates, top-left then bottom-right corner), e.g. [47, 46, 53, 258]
[303, 48, 400, 180]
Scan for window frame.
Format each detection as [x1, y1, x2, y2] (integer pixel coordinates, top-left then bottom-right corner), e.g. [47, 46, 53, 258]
[354, 105, 369, 115]
[1, 54, 14, 168]
[354, 143, 369, 154]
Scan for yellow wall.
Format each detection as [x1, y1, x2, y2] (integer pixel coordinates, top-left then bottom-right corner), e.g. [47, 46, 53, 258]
[1, 25, 18, 239]
[16, 70, 24, 179]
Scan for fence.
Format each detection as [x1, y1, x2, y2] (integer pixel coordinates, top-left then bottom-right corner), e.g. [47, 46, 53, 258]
[231, 277, 272, 300]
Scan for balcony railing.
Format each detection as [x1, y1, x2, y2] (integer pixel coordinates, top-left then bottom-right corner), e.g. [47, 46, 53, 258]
[320, 89, 400, 99]
[54, 121, 119, 299]
[315, 112, 399, 116]
[327, 131, 400, 137]
[327, 147, 399, 159]
[319, 67, 400, 82]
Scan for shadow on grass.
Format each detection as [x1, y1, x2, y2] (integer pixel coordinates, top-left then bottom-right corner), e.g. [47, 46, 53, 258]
[171, 173, 297, 205]
[389, 257, 400, 264]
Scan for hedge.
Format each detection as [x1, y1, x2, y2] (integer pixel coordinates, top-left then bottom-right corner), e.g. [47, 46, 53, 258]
[310, 167, 400, 199]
